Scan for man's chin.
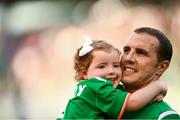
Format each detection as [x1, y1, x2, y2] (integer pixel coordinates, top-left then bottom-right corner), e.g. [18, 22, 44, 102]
[121, 79, 137, 87]
[121, 78, 132, 84]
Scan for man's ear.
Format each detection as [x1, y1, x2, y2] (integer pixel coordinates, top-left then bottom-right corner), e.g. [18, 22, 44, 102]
[156, 60, 169, 76]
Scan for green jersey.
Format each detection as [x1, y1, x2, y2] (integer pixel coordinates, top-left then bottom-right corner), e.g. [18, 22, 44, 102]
[122, 101, 180, 119]
[122, 101, 180, 120]
[62, 77, 129, 119]
[116, 84, 180, 119]
[116, 82, 180, 120]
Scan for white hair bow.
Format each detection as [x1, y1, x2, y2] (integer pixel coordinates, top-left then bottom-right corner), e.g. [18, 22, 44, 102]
[79, 35, 94, 56]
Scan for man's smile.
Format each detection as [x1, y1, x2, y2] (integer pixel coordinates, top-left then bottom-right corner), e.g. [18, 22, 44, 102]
[124, 66, 137, 75]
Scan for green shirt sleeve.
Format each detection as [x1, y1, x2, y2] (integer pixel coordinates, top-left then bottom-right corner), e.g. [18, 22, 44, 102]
[62, 77, 129, 119]
[94, 77, 129, 118]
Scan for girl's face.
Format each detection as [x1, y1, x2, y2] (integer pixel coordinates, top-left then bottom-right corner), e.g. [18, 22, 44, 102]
[83, 50, 122, 85]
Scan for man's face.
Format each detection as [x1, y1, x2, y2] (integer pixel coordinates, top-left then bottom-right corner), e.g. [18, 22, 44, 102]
[121, 32, 160, 90]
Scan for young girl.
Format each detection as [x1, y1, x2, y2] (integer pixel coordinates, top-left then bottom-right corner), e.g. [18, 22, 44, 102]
[61, 36, 166, 119]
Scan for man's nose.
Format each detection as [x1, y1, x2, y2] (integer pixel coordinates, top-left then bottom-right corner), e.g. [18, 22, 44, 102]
[124, 50, 135, 62]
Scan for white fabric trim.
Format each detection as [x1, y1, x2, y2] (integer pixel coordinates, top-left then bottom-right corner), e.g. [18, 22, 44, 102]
[158, 110, 178, 120]
[57, 112, 64, 119]
[95, 77, 107, 82]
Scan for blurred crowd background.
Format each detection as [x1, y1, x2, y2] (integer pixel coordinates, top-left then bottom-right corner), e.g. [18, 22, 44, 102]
[0, 0, 180, 119]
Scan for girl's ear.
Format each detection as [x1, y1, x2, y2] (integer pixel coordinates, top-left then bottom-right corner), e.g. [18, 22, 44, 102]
[81, 70, 88, 79]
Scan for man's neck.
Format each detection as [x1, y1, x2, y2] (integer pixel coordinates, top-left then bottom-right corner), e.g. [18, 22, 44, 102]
[124, 83, 149, 93]
[124, 85, 140, 93]
[124, 74, 161, 93]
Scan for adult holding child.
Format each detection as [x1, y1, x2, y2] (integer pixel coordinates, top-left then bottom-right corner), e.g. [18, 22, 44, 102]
[59, 35, 167, 119]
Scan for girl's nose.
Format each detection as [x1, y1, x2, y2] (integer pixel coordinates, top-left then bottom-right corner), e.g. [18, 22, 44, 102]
[107, 68, 115, 74]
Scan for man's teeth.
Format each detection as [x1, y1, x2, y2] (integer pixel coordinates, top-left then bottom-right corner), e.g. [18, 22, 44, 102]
[125, 68, 135, 72]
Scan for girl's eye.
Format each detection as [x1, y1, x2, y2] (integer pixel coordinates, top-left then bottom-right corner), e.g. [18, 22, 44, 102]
[114, 64, 120, 67]
[97, 65, 105, 69]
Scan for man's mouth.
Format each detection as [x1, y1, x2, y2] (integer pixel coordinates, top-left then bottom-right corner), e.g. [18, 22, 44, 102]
[124, 66, 137, 74]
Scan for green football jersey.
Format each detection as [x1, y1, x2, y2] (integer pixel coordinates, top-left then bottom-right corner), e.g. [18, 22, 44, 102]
[62, 77, 129, 119]
[122, 98, 180, 119]
[115, 84, 180, 119]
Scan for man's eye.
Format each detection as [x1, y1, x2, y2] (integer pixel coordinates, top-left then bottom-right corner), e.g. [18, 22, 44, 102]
[137, 51, 144, 55]
[136, 49, 148, 56]
[123, 47, 130, 54]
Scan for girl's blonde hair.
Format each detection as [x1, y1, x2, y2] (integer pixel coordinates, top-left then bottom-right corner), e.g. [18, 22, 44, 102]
[74, 40, 121, 81]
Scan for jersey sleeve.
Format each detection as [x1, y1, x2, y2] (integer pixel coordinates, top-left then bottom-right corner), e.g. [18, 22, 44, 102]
[92, 77, 129, 119]
[158, 110, 180, 119]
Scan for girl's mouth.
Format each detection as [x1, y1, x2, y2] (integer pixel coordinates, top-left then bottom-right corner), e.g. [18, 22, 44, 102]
[107, 77, 116, 83]
[111, 79, 116, 83]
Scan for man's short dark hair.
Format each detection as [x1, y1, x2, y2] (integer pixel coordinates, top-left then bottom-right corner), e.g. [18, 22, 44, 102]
[134, 27, 173, 62]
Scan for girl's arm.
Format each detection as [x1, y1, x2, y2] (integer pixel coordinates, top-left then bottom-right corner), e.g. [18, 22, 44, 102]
[125, 80, 167, 111]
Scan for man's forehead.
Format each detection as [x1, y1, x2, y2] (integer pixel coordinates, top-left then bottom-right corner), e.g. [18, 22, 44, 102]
[124, 32, 159, 49]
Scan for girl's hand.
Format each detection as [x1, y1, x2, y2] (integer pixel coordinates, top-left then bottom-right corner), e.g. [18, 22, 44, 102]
[150, 80, 167, 103]
[151, 94, 164, 103]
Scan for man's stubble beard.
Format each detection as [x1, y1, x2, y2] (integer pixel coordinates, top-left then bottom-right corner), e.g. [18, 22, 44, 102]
[123, 71, 160, 93]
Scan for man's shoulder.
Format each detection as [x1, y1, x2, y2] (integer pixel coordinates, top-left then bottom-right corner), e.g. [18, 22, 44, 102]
[143, 101, 174, 113]
[123, 101, 180, 119]
[150, 101, 179, 119]
[149, 101, 171, 108]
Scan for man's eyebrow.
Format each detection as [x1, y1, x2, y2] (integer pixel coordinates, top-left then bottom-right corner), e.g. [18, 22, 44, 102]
[123, 46, 130, 49]
[136, 48, 150, 56]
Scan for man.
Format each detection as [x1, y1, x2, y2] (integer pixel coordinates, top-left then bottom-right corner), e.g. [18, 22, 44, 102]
[121, 27, 180, 119]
